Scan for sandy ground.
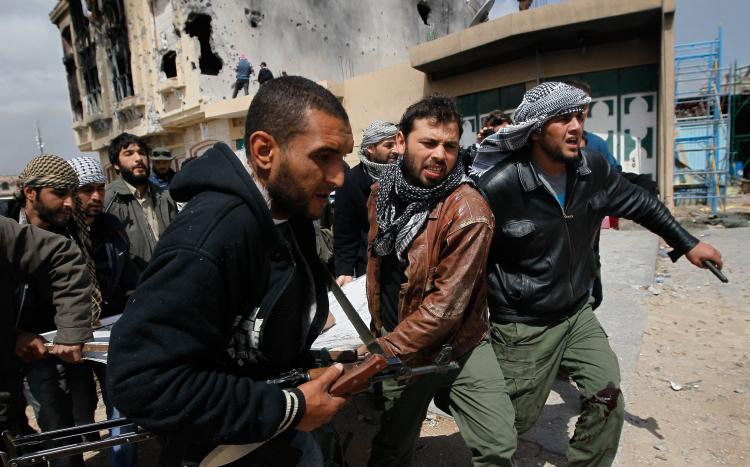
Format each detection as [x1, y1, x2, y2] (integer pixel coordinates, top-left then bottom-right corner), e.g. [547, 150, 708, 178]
[617, 225, 750, 466]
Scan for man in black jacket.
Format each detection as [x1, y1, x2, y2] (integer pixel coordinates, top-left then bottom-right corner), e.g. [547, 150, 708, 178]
[258, 62, 274, 85]
[333, 120, 398, 285]
[107, 76, 353, 466]
[478, 82, 723, 467]
[69, 156, 139, 466]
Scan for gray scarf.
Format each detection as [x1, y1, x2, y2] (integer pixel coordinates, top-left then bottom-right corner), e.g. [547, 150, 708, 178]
[358, 153, 390, 181]
[359, 120, 398, 181]
[373, 156, 470, 262]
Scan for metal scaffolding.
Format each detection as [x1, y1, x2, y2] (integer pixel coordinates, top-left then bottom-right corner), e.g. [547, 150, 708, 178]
[673, 28, 729, 214]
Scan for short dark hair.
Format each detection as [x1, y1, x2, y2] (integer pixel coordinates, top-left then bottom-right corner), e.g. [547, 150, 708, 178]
[243, 75, 349, 149]
[398, 94, 463, 139]
[260, 62, 267, 67]
[108, 132, 150, 168]
[482, 110, 512, 128]
[563, 80, 591, 96]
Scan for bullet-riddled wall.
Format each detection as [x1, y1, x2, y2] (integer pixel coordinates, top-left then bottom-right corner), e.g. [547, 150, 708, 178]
[49, 0, 476, 171]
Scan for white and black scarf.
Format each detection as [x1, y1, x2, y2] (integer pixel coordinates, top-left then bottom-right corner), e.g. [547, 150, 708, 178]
[372, 157, 470, 261]
[478, 81, 590, 153]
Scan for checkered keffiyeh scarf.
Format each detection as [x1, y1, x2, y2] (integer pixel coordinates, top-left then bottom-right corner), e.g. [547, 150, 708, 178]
[19, 154, 103, 323]
[478, 82, 590, 153]
[358, 120, 398, 181]
[372, 156, 471, 261]
[18, 154, 79, 192]
[68, 156, 106, 187]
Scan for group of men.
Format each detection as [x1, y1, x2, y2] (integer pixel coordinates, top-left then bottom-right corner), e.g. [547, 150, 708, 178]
[4, 76, 723, 467]
[2, 133, 178, 466]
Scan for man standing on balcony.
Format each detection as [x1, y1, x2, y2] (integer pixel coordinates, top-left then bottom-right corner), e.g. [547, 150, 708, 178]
[232, 53, 254, 98]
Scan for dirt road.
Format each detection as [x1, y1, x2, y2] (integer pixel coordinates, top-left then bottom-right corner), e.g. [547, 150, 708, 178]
[618, 226, 750, 466]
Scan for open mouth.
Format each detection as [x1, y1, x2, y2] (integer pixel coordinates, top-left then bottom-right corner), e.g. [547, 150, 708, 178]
[565, 136, 579, 148]
[423, 164, 444, 180]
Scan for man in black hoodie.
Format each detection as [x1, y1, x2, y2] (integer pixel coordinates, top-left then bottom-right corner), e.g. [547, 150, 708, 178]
[107, 76, 353, 466]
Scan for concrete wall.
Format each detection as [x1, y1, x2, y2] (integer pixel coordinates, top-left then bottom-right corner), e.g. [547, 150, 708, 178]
[340, 62, 429, 166]
[52, 0, 675, 190]
[51, 0, 474, 161]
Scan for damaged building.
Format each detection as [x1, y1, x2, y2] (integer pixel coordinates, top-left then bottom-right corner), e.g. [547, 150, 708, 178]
[49, 0, 474, 174]
[51, 0, 677, 200]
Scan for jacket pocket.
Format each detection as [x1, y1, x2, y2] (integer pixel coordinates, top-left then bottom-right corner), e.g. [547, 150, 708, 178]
[424, 266, 438, 293]
[501, 220, 535, 238]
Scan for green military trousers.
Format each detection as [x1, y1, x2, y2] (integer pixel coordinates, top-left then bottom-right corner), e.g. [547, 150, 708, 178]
[368, 340, 517, 467]
[491, 300, 625, 467]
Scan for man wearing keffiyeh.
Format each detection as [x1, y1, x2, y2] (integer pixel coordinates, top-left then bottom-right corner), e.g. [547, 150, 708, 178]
[333, 120, 398, 285]
[478, 82, 724, 466]
[365, 96, 516, 466]
[69, 156, 139, 467]
[3, 154, 101, 467]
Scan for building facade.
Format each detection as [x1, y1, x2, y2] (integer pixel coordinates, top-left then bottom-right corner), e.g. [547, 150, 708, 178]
[51, 0, 676, 202]
[49, 0, 475, 175]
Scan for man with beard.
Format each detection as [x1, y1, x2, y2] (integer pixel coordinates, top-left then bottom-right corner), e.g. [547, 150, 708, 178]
[104, 133, 177, 274]
[71, 157, 137, 317]
[3, 154, 100, 467]
[68, 156, 139, 467]
[107, 76, 352, 466]
[333, 120, 398, 286]
[365, 96, 515, 466]
[0, 218, 93, 438]
[478, 82, 723, 466]
[148, 147, 177, 189]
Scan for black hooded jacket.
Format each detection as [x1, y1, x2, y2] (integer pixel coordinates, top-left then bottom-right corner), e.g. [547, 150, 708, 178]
[107, 143, 330, 456]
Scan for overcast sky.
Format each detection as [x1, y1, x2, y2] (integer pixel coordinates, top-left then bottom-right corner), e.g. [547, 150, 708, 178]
[0, 0, 747, 174]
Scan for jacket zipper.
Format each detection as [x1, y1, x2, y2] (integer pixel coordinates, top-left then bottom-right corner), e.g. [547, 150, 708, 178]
[16, 284, 29, 327]
[538, 173, 578, 298]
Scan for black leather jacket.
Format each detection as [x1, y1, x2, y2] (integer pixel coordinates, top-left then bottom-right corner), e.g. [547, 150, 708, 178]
[478, 148, 698, 324]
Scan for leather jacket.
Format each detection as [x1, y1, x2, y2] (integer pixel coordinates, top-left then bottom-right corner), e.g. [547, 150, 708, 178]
[478, 148, 699, 324]
[366, 183, 494, 366]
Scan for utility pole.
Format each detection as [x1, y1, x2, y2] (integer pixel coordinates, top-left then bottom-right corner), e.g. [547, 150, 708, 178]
[35, 120, 45, 154]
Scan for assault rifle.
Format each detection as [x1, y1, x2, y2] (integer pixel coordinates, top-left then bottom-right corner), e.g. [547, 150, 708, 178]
[1, 348, 457, 467]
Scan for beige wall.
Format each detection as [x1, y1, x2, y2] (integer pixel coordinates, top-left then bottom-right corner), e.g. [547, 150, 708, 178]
[340, 63, 428, 166]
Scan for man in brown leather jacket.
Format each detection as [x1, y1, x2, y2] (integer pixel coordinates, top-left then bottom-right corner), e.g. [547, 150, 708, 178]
[365, 96, 516, 467]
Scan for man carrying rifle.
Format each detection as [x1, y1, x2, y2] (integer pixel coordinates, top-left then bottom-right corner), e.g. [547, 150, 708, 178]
[365, 96, 515, 466]
[1, 218, 93, 439]
[107, 76, 353, 466]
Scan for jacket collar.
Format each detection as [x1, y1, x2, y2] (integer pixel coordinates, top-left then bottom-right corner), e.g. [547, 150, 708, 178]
[516, 148, 591, 192]
[109, 177, 161, 199]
